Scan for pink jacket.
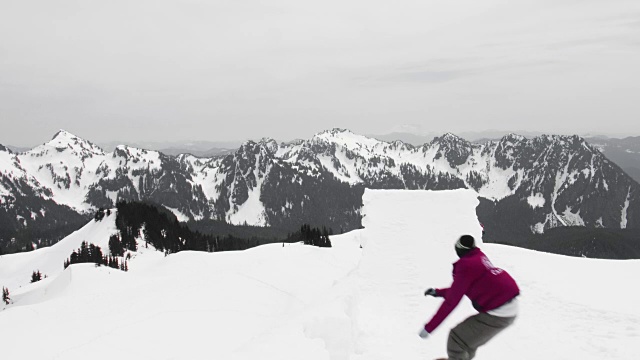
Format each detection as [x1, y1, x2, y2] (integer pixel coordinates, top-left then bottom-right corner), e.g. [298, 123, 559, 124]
[424, 248, 519, 333]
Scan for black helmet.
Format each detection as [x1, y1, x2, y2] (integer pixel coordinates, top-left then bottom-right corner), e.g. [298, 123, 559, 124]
[455, 235, 476, 258]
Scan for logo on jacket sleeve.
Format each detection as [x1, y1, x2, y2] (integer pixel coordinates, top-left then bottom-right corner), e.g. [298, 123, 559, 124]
[481, 255, 504, 275]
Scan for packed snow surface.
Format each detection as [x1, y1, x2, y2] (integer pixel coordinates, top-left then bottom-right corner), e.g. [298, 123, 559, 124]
[1, 189, 639, 359]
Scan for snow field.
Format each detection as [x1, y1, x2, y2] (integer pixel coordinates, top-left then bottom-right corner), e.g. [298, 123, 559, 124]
[1, 189, 639, 359]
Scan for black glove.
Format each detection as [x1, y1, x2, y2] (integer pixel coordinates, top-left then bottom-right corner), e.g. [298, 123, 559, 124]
[424, 288, 438, 297]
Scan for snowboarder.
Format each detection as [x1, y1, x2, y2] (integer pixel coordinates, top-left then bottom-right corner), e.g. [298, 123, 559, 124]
[418, 235, 520, 360]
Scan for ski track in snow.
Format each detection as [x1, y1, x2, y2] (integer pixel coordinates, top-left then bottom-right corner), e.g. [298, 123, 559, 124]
[1, 189, 639, 359]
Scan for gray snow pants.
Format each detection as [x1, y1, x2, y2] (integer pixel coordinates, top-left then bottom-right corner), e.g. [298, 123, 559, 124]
[447, 312, 516, 360]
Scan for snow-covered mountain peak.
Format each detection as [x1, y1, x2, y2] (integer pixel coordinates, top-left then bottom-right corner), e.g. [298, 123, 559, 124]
[30, 129, 105, 158]
[555, 134, 583, 143]
[113, 144, 156, 156]
[314, 128, 385, 152]
[51, 129, 75, 140]
[493, 134, 528, 154]
[235, 139, 274, 157]
[537, 133, 579, 143]
[50, 130, 98, 148]
[530, 134, 593, 154]
[388, 139, 414, 151]
[111, 145, 163, 172]
[431, 132, 469, 145]
[442, 132, 461, 140]
[6, 131, 108, 212]
[257, 138, 279, 154]
[316, 128, 352, 137]
[428, 133, 474, 167]
[501, 133, 527, 143]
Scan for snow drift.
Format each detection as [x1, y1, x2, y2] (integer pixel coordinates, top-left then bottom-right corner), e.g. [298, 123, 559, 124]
[1, 189, 639, 359]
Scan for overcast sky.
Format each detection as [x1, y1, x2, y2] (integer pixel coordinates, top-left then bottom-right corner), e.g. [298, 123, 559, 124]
[1, 0, 640, 147]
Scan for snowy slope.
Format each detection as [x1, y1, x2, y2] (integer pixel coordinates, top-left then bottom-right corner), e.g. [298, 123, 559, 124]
[1, 190, 639, 359]
[0, 211, 120, 290]
[0, 210, 166, 292]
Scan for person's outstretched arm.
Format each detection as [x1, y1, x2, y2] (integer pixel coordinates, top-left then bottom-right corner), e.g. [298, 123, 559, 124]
[423, 265, 474, 333]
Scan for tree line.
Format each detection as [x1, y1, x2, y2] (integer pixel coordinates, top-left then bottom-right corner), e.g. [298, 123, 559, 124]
[111, 201, 333, 254]
[285, 224, 332, 247]
[63, 241, 129, 272]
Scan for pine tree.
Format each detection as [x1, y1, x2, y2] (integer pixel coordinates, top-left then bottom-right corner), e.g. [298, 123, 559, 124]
[321, 227, 331, 248]
[2, 287, 10, 305]
[94, 208, 105, 222]
[109, 234, 124, 257]
[64, 242, 107, 268]
[30, 270, 42, 283]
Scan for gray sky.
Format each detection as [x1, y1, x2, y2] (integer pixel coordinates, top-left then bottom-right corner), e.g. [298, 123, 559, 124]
[1, 0, 640, 147]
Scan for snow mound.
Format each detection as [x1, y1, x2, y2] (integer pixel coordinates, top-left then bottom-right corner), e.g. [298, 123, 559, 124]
[2, 189, 639, 360]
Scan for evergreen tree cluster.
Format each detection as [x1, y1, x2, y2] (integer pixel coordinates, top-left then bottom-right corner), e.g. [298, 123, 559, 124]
[115, 201, 309, 254]
[286, 224, 333, 248]
[115, 201, 211, 254]
[209, 234, 283, 252]
[93, 208, 111, 222]
[64, 241, 104, 269]
[30, 270, 43, 283]
[187, 219, 292, 242]
[106, 255, 129, 271]
[108, 233, 135, 257]
[63, 241, 129, 271]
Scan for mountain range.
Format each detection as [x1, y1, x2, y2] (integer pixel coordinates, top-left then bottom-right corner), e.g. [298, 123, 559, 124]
[373, 132, 640, 184]
[1, 128, 638, 252]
